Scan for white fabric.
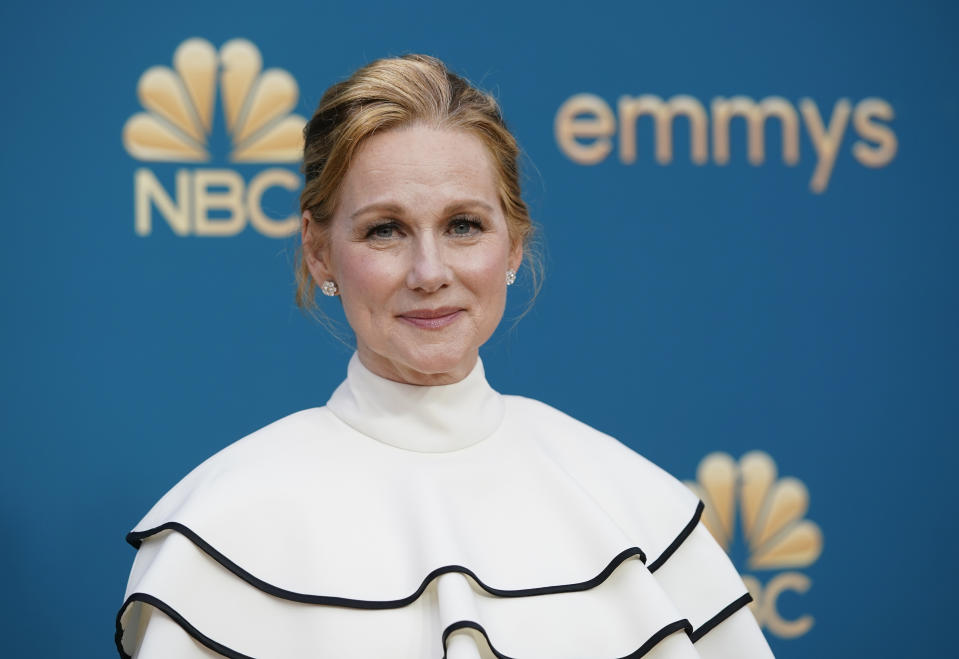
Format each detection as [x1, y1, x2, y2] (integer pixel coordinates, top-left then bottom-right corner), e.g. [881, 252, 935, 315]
[118, 354, 774, 658]
[133, 606, 219, 659]
[327, 353, 505, 452]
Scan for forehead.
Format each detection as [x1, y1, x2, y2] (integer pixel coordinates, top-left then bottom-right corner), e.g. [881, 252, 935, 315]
[337, 125, 500, 214]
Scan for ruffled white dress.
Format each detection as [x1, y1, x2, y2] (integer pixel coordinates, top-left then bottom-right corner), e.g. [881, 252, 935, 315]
[117, 355, 774, 658]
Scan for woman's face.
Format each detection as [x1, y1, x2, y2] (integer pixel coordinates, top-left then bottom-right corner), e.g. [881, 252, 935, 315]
[303, 125, 522, 385]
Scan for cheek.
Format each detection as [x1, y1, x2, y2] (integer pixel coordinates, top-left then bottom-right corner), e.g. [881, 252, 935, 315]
[335, 249, 403, 314]
[461, 246, 510, 307]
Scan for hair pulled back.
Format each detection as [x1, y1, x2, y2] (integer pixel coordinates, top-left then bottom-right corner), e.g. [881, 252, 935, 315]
[296, 54, 537, 309]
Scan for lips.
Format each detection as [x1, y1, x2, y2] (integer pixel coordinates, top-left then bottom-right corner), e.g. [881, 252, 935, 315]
[398, 307, 464, 330]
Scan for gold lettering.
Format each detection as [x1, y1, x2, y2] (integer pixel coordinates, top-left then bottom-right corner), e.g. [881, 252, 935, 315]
[554, 94, 616, 165]
[763, 571, 814, 638]
[193, 169, 246, 236]
[247, 168, 301, 238]
[852, 98, 897, 168]
[711, 96, 799, 165]
[800, 98, 852, 193]
[134, 168, 190, 236]
[618, 94, 708, 164]
[552, 92, 893, 194]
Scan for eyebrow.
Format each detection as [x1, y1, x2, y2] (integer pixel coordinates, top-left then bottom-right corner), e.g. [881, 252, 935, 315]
[349, 199, 496, 220]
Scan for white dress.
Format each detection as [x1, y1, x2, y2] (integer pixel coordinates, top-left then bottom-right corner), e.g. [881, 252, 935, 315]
[117, 355, 775, 658]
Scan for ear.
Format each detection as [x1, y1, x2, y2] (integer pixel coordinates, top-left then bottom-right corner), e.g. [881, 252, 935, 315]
[301, 211, 334, 284]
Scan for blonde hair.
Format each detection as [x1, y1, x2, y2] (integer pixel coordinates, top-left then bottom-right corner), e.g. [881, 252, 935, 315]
[296, 54, 540, 309]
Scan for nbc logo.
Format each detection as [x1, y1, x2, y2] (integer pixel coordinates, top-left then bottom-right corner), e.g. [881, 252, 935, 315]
[686, 451, 823, 639]
[123, 38, 307, 237]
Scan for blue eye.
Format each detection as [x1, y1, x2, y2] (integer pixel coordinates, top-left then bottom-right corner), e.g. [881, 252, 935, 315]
[367, 222, 398, 239]
[449, 217, 482, 236]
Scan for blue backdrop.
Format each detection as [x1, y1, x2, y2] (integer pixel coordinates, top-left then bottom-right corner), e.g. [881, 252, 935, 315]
[2, 1, 956, 656]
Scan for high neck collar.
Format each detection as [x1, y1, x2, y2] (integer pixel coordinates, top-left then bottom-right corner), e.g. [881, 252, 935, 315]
[326, 353, 505, 453]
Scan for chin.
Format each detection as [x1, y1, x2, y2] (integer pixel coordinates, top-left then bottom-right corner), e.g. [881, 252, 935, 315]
[391, 342, 478, 380]
[404, 348, 473, 375]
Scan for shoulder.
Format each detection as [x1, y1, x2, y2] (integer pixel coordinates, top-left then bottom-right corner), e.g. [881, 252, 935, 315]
[504, 394, 637, 445]
[203, 407, 336, 463]
[129, 407, 346, 537]
[501, 394, 699, 536]
[503, 395, 685, 488]
[169, 407, 339, 479]
[502, 394, 619, 446]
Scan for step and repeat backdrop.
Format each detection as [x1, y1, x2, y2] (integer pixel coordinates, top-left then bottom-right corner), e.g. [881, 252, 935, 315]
[1, 1, 955, 656]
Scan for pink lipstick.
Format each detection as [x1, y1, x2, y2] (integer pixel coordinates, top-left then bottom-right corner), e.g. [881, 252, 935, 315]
[398, 308, 463, 329]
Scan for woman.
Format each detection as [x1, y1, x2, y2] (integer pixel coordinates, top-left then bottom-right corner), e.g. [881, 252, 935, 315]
[117, 55, 774, 658]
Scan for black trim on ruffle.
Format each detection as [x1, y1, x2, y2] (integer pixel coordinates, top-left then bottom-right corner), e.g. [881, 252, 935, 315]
[123, 500, 706, 610]
[115, 593, 253, 659]
[648, 500, 704, 573]
[116, 591, 750, 659]
[690, 592, 753, 642]
[127, 521, 648, 608]
[117, 501, 725, 655]
[441, 620, 513, 659]
[442, 617, 696, 659]
[440, 604, 751, 659]
[625, 619, 695, 658]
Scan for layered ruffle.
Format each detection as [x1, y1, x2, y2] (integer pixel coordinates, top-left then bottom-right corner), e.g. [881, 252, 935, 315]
[117, 397, 769, 658]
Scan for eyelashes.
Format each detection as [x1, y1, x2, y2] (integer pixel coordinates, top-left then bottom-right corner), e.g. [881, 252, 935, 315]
[448, 216, 484, 237]
[363, 215, 485, 241]
[365, 221, 400, 240]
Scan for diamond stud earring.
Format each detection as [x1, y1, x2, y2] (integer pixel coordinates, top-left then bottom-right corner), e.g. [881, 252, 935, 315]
[320, 280, 339, 296]
[506, 269, 517, 286]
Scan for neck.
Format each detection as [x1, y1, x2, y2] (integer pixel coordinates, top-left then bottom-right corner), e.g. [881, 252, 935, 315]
[355, 346, 479, 386]
[326, 353, 505, 452]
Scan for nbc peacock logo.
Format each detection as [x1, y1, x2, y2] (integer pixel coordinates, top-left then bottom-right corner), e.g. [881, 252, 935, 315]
[123, 38, 307, 237]
[686, 451, 823, 639]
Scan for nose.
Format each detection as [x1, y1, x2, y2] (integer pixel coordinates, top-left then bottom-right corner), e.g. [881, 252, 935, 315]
[406, 233, 451, 293]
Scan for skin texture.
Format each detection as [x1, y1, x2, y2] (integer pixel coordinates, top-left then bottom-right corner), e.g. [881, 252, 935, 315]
[302, 125, 523, 385]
